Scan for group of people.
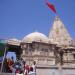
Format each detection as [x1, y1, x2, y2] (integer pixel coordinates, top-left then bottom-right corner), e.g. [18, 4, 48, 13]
[3, 57, 36, 75]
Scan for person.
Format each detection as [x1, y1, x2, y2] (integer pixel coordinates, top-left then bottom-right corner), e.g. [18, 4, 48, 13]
[19, 58, 24, 72]
[7, 58, 13, 73]
[14, 59, 22, 74]
[23, 61, 30, 75]
[28, 67, 35, 75]
[11, 56, 14, 65]
[16, 69, 23, 75]
[9, 56, 15, 73]
[31, 61, 36, 75]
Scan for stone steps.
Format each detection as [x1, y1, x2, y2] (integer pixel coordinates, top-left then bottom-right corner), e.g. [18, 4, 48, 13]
[0, 73, 15, 75]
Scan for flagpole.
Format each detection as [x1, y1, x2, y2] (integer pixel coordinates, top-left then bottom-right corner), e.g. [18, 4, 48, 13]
[1, 44, 7, 72]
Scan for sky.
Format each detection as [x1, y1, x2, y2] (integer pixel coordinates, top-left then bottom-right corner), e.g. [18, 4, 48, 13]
[0, 0, 75, 40]
[6, 52, 16, 61]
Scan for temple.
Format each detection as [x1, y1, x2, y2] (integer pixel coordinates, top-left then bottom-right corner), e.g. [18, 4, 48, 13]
[0, 16, 75, 75]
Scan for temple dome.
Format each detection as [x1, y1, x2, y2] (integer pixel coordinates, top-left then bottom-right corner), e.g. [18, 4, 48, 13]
[22, 31, 49, 43]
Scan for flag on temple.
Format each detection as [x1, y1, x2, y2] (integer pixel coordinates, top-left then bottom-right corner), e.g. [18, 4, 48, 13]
[45, 0, 56, 13]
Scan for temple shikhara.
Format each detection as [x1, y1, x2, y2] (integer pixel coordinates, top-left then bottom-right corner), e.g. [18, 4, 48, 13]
[0, 16, 75, 75]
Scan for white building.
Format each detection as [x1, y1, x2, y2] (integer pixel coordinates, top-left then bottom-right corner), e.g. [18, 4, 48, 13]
[6, 16, 75, 75]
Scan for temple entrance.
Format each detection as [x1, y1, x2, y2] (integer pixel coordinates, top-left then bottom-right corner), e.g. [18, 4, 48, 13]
[7, 44, 21, 59]
[1, 44, 22, 72]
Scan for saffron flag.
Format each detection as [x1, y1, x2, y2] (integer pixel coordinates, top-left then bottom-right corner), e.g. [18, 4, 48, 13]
[46, 0, 56, 13]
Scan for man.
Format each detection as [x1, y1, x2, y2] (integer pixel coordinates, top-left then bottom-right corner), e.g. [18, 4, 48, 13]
[31, 61, 36, 75]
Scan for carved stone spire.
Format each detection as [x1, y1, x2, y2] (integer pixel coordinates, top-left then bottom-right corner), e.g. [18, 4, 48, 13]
[48, 16, 73, 46]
